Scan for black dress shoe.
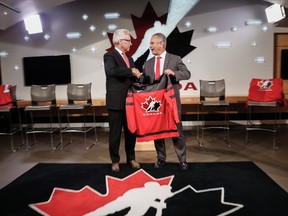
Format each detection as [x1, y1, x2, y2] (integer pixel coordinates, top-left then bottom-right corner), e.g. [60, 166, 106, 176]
[111, 163, 120, 172]
[154, 159, 166, 168]
[179, 162, 188, 171]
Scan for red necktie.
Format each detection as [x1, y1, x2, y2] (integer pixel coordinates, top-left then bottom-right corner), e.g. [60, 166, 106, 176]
[122, 52, 130, 68]
[155, 56, 161, 79]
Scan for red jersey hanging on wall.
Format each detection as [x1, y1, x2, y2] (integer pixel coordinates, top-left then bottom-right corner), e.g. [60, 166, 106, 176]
[126, 75, 179, 142]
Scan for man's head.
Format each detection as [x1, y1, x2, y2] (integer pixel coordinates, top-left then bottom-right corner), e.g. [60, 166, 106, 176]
[149, 33, 166, 56]
[113, 29, 132, 53]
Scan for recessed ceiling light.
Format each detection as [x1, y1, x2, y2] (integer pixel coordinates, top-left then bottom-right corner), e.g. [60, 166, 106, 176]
[245, 19, 262, 26]
[206, 26, 217, 33]
[82, 14, 88, 20]
[91, 47, 97, 53]
[66, 32, 82, 39]
[185, 21, 192, 28]
[104, 12, 120, 19]
[108, 24, 117, 31]
[102, 31, 107, 36]
[44, 34, 50, 40]
[24, 36, 29, 41]
[0, 51, 8, 57]
[89, 25, 96, 32]
[72, 47, 77, 53]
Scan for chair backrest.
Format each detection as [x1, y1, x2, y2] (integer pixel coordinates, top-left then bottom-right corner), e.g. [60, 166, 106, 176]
[10, 85, 17, 106]
[67, 83, 92, 104]
[199, 79, 226, 101]
[30, 84, 56, 105]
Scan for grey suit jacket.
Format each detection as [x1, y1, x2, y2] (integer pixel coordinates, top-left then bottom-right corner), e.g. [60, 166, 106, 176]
[142, 52, 191, 110]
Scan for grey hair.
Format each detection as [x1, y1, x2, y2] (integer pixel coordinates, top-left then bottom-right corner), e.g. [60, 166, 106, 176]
[112, 29, 130, 45]
[152, 33, 167, 48]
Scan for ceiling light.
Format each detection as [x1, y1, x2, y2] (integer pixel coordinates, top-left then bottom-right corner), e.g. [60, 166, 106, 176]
[14, 65, 19, 70]
[89, 25, 96, 32]
[251, 41, 257, 47]
[24, 14, 43, 34]
[44, 34, 50, 40]
[108, 24, 117, 31]
[245, 19, 262, 26]
[24, 36, 29, 41]
[255, 57, 265, 63]
[104, 12, 120, 19]
[0, 51, 8, 57]
[66, 32, 82, 39]
[102, 31, 107, 36]
[82, 14, 88, 20]
[265, 4, 286, 23]
[262, 26, 268, 31]
[215, 42, 232, 48]
[91, 47, 97, 53]
[206, 26, 217, 33]
[231, 26, 237, 32]
[185, 21, 192, 28]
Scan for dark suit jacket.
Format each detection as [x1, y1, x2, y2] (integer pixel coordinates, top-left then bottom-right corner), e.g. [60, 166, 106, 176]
[104, 49, 136, 110]
[142, 52, 191, 110]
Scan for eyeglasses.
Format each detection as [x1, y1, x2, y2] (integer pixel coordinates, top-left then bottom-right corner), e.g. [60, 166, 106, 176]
[120, 39, 131, 43]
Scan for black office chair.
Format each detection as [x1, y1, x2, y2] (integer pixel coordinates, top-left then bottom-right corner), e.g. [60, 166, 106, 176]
[59, 83, 97, 149]
[246, 78, 285, 150]
[24, 84, 59, 150]
[0, 85, 24, 152]
[197, 79, 230, 147]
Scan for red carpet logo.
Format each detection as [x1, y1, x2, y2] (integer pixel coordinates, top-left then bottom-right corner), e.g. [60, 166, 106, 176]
[29, 169, 244, 216]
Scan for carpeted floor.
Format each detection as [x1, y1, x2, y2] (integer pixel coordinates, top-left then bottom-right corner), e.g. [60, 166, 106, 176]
[0, 162, 287, 216]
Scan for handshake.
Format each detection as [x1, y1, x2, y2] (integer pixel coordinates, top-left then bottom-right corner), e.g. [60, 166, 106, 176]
[132, 68, 142, 79]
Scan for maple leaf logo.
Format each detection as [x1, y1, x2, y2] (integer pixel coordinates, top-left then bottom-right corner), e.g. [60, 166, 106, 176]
[105, 2, 196, 71]
[29, 169, 173, 216]
[257, 80, 273, 91]
[29, 169, 244, 216]
[141, 96, 161, 112]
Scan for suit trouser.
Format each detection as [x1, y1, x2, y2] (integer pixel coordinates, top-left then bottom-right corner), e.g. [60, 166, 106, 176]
[154, 121, 186, 163]
[108, 109, 136, 163]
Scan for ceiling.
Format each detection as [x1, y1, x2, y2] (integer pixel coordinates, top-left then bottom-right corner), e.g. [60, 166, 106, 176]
[0, 0, 288, 30]
[1, 0, 288, 31]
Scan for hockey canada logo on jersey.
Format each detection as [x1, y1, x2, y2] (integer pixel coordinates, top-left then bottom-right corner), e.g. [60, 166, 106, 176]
[257, 80, 273, 91]
[141, 96, 162, 113]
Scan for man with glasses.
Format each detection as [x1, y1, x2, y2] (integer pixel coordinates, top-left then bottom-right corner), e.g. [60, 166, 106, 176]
[103, 29, 142, 172]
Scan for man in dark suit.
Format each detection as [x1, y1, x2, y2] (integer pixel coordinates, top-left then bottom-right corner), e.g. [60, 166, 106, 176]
[104, 29, 142, 172]
[141, 33, 191, 170]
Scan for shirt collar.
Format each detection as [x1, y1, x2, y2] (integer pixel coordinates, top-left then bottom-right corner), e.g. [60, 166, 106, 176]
[156, 51, 166, 59]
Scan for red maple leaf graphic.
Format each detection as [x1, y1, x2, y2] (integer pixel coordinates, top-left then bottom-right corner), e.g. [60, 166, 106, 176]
[106, 2, 167, 56]
[141, 96, 154, 110]
[29, 169, 173, 216]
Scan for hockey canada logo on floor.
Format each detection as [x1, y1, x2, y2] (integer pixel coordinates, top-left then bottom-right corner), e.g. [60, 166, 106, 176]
[29, 169, 243, 216]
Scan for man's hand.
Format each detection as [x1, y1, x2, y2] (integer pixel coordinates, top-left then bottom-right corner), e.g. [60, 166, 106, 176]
[132, 68, 142, 79]
[164, 69, 175, 77]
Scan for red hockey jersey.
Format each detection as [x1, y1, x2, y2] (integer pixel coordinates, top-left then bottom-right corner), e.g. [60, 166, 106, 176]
[126, 75, 179, 142]
[0, 84, 13, 108]
[247, 78, 286, 105]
